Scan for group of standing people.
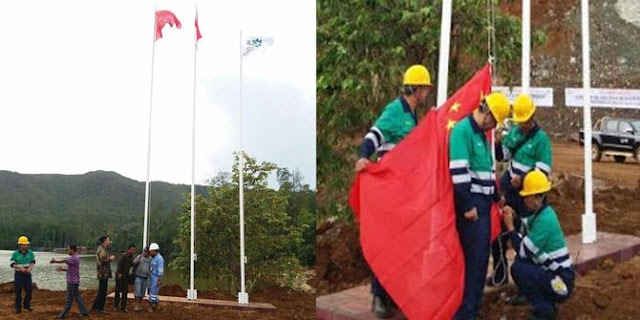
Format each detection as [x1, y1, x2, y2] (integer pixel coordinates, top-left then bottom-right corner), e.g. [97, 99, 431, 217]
[10, 235, 164, 318]
[356, 65, 574, 320]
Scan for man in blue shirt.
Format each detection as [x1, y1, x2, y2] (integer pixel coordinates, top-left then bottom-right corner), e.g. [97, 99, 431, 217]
[148, 242, 164, 312]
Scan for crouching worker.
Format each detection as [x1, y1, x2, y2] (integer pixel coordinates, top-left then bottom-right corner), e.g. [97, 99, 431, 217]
[502, 170, 574, 320]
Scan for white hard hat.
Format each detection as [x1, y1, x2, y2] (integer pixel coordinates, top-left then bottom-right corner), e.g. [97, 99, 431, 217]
[149, 243, 160, 251]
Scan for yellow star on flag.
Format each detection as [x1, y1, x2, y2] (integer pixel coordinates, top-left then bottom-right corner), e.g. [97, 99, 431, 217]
[450, 102, 461, 112]
[446, 119, 457, 130]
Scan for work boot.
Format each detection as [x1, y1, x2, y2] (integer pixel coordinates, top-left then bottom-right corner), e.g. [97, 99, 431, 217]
[371, 295, 393, 319]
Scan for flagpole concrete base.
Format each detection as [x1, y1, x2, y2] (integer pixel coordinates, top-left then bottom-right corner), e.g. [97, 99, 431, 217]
[187, 289, 197, 300]
[582, 213, 597, 244]
[106, 292, 275, 311]
[238, 292, 249, 304]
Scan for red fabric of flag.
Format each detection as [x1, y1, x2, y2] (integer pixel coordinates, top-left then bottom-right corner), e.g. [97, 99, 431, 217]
[348, 65, 492, 320]
[195, 12, 202, 41]
[156, 10, 182, 41]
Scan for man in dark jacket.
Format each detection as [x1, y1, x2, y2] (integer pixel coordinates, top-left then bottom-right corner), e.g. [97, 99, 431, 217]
[114, 244, 136, 312]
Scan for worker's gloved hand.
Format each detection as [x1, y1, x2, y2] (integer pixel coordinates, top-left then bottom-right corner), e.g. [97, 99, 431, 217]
[355, 158, 369, 172]
[464, 207, 478, 222]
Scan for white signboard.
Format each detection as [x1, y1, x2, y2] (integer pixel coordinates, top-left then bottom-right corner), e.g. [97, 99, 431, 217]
[565, 88, 640, 109]
[492, 86, 554, 107]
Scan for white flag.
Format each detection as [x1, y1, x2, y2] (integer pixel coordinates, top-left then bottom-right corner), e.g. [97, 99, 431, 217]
[242, 36, 274, 57]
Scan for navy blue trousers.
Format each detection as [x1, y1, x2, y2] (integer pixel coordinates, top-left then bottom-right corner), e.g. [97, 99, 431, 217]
[511, 260, 574, 317]
[370, 274, 391, 301]
[14, 271, 32, 311]
[454, 194, 492, 320]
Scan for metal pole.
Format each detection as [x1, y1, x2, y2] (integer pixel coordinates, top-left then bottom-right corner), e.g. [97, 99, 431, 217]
[581, 0, 597, 244]
[238, 29, 249, 305]
[187, 6, 199, 301]
[436, 0, 452, 108]
[143, 8, 157, 250]
[522, 0, 531, 94]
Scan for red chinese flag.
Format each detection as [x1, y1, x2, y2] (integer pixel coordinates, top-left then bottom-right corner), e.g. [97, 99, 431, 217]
[348, 65, 492, 320]
[195, 11, 202, 41]
[156, 10, 182, 41]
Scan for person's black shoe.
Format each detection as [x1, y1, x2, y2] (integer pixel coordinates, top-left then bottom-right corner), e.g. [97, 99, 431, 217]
[24, 307, 33, 311]
[121, 308, 128, 312]
[508, 293, 529, 306]
[371, 295, 394, 319]
[79, 314, 89, 317]
[95, 309, 108, 315]
[15, 309, 21, 314]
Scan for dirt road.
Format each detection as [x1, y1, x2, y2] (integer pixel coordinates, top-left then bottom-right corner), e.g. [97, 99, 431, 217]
[553, 142, 640, 189]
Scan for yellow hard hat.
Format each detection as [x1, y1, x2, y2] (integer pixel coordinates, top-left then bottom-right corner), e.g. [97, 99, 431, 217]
[512, 94, 536, 123]
[18, 236, 29, 245]
[403, 65, 432, 86]
[484, 92, 511, 124]
[519, 170, 551, 197]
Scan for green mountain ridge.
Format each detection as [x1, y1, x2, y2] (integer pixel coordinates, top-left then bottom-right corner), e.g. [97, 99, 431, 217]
[0, 170, 208, 252]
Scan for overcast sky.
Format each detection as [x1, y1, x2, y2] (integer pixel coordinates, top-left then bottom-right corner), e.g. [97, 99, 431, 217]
[0, 0, 316, 188]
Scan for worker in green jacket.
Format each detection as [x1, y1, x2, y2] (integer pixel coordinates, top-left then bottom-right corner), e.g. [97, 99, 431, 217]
[10, 236, 36, 314]
[490, 93, 553, 292]
[503, 170, 574, 320]
[355, 64, 433, 318]
[449, 92, 510, 320]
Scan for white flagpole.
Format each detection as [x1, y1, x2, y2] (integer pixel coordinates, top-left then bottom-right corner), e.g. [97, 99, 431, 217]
[187, 6, 199, 301]
[143, 8, 157, 250]
[581, 0, 597, 244]
[238, 29, 248, 305]
[522, 0, 531, 94]
[436, 0, 453, 108]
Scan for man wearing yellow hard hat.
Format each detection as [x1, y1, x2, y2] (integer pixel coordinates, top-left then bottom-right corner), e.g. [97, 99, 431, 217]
[502, 170, 574, 320]
[355, 64, 433, 318]
[10, 236, 36, 314]
[489, 94, 553, 296]
[448, 92, 510, 320]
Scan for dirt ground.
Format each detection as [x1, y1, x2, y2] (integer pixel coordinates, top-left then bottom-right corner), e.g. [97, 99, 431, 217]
[0, 280, 315, 320]
[317, 142, 640, 318]
[481, 255, 640, 320]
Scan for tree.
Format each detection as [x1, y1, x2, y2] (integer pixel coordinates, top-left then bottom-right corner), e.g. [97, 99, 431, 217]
[317, 0, 525, 218]
[277, 168, 317, 266]
[170, 152, 305, 293]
